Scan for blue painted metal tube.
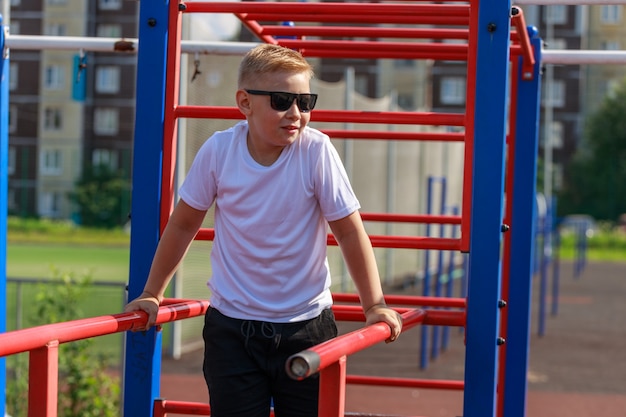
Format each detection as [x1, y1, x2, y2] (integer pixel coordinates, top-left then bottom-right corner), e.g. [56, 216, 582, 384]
[442, 206, 460, 350]
[123, 2, 171, 416]
[419, 176, 435, 369]
[502, 29, 543, 417]
[0, 15, 9, 417]
[462, 0, 511, 415]
[431, 177, 447, 360]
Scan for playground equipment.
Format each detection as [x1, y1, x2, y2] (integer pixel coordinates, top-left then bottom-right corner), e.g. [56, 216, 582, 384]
[124, 2, 541, 417]
[0, 0, 549, 416]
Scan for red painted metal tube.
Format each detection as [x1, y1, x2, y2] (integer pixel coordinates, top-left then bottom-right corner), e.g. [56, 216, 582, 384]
[175, 106, 466, 127]
[321, 129, 465, 142]
[279, 39, 468, 55]
[0, 300, 209, 358]
[159, 0, 183, 234]
[332, 234, 462, 250]
[182, 2, 470, 18]
[347, 375, 464, 391]
[510, 6, 536, 79]
[262, 25, 470, 40]
[29, 341, 59, 417]
[245, 14, 469, 26]
[195, 227, 462, 250]
[332, 306, 466, 327]
[154, 399, 212, 416]
[360, 212, 462, 224]
[286, 309, 426, 380]
[294, 46, 467, 61]
[332, 293, 466, 308]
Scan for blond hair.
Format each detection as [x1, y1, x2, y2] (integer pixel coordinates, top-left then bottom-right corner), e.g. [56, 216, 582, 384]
[238, 44, 314, 88]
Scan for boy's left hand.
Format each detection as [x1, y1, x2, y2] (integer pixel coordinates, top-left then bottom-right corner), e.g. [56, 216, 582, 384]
[365, 305, 403, 343]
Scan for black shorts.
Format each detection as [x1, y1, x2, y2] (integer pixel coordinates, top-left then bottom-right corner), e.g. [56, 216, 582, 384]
[202, 306, 338, 417]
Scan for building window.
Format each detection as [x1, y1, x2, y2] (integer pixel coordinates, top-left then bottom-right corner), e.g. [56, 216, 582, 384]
[44, 23, 66, 36]
[97, 24, 122, 38]
[9, 63, 17, 91]
[600, 5, 622, 24]
[99, 0, 122, 10]
[93, 148, 118, 171]
[41, 149, 63, 176]
[546, 5, 567, 24]
[94, 108, 119, 135]
[549, 121, 564, 149]
[9, 22, 19, 35]
[440, 77, 466, 105]
[9, 105, 17, 133]
[602, 40, 621, 50]
[394, 59, 414, 69]
[95, 66, 120, 93]
[397, 93, 414, 110]
[40, 191, 61, 217]
[8, 146, 16, 176]
[44, 107, 63, 131]
[44, 65, 65, 90]
[542, 80, 565, 108]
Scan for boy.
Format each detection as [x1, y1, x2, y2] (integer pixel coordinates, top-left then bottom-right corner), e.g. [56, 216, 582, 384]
[125, 44, 402, 417]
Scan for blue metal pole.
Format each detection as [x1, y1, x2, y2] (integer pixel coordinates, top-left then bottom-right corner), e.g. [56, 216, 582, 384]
[442, 205, 459, 350]
[123, 2, 170, 416]
[419, 176, 434, 369]
[462, 0, 511, 415]
[503, 28, 543, 417]
[0, 15, 9, 417]
[431, 177, 447, 360]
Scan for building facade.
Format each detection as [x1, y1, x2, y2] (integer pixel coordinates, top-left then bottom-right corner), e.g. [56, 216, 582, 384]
[8, 0, 137, 220]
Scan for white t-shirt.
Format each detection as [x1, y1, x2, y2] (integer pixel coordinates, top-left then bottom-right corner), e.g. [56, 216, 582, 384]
[179, 121, 360, 322]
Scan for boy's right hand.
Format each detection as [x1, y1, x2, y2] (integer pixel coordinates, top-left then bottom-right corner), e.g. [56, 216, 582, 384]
[124, 291, 161, 331]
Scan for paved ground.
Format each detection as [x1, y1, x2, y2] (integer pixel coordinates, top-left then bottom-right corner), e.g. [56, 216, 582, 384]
[161, 260, 626, 416]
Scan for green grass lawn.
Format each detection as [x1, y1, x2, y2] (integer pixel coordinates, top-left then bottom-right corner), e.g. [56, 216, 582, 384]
[7, 243, 129, 282]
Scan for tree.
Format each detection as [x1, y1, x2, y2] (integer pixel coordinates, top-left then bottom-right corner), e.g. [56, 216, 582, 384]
[558, 78, 626, 222]
[69, 164, 130, 228]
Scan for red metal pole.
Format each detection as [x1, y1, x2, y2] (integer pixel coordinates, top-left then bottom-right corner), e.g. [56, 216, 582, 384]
[28, 341, 59, 417]
[159, 0, 183, 234]
[347, 375, 464, 391]
[332, 293, 466, 308]
[318, 357, 347, 417]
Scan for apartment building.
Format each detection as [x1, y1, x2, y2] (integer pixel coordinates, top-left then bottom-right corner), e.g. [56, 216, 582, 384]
[522, 5, 585, 192]
[8, 0, 137, 220]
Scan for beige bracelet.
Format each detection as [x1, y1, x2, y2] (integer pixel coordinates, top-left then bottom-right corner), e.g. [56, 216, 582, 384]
[364, 303, 387, 315]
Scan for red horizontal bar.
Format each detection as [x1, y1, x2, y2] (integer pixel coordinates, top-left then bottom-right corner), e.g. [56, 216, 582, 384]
[360, 212, 462, 224]
[183, 2, 470, 18]
[0, 300, 209, 358]
[347, 375, 464, 391]
[287, 308, 425, 379]
[332, 306, 465, 327]
[332, 293, 467, 308]
[336, 235, 462, 250]
[154, 399, 211, 415]
[244, 14, 470, 26]
[296, 47, 467, 61]
[194, 228, 462, 251]
[280, 39, 468, 55]
[175, 106, 466, 127]
[262, 25, 469, 40]
[321, 129, 465, 142]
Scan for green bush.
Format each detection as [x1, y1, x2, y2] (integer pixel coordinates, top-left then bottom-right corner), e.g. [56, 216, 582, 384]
[6, 270, 121, 417]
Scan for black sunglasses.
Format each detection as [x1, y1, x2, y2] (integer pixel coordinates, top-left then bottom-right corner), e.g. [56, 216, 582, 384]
[245, 89, 318, 113]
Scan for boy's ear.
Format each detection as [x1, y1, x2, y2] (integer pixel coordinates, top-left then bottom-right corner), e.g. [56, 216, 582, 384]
[236, 89, 252, 115]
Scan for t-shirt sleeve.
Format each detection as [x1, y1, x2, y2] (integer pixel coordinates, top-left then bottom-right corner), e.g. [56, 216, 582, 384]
[314, 138, 361, 222]
[178, 137, 218, 211]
